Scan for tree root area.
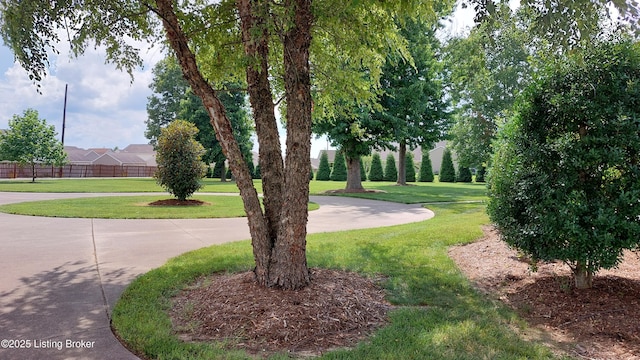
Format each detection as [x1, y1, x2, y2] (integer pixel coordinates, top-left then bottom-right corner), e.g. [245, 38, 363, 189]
[170, 269, 392, 357]
[449, 226, 640, 360]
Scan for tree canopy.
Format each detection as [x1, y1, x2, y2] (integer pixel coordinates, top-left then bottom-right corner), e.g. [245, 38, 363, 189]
[375, 16, 451, 185]
[0, 109, 66, 182]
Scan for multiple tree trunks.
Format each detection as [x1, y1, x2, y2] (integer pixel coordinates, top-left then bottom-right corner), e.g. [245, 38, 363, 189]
[157, 0, 313, 290]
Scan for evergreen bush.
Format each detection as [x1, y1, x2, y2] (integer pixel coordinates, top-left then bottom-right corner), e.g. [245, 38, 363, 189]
[330, 151, 347, 181]
[316, 151, 331, 180]
[419, 152, 434, 182]
[405, 152, 416, 182]
[439, 148, 456, 182]
[360, 158, 367, 181]
[368, 153, 384, 181]
[383, 154, 398, 182]
[457, 165, 472, 182]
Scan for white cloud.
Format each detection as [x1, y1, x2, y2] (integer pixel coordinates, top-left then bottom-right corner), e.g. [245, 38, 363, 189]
[0, 39, 161, 149]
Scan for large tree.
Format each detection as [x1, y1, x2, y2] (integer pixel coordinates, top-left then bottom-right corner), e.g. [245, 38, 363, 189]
[444, 5, 534, 170]
[313, 108, 390, 190]
[145, 56, 188, 146]
[375, 16, 451, 186]
[0, 109, 66, 182]
[488, 37, 640, 289]
[145, 57, 253, 170]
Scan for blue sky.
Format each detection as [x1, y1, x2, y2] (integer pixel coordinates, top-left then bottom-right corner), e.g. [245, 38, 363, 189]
[0, 6, 472, 155]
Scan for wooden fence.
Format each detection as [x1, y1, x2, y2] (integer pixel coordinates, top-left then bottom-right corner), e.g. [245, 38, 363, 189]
[0, 163, 157, 179]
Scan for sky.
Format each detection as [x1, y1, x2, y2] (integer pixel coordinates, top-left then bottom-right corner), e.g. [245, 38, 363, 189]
[0, 6, 473, 157]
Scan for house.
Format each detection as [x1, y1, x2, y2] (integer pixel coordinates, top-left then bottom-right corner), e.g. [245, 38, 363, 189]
[64, 144, 157, 167]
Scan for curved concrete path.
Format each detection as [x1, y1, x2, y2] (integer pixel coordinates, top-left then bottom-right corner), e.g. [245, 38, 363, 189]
[0, 192, 433, 359]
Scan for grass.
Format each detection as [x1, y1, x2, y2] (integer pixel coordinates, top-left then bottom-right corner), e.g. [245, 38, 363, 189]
[0, 178, 488, 203]
[111, 202, 564, 360]
[0, 195, 319, 219]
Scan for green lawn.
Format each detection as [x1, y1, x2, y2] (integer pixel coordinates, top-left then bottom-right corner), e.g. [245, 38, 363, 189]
[0, 178, 488, 203]
[112, 203, 562, 360]
[0, 195, 319, 219]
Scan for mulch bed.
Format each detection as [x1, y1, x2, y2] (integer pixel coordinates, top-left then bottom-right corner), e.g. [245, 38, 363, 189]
[449, 226, 640, 360]
[170, 269, 392, 358]
[148, 199, 208, 206]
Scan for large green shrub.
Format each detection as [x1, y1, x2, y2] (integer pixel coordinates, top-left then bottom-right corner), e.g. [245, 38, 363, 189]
[368, 153, 384, 181]
[419, 152, 434, 182]
[405, 152, 416, 182]
[154, 120, 206, 201]
[316, 151, 331, 180]
[487, 38, 640, 289]
[330, 151, 347, 181]
[439, 148, 456, 182]
[383, 154, 398, 182]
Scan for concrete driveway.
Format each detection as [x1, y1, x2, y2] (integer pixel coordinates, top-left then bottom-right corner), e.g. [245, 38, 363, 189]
[0, 192, 433, 359]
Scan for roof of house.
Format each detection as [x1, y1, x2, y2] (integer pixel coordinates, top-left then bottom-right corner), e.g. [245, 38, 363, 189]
[121, 144, 155, 153]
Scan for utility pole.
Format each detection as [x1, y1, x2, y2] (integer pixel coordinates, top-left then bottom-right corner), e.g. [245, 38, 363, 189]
[62, 84, 68, 146]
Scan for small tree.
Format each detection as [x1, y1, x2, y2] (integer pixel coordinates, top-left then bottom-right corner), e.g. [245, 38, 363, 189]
[0, 109, 66, 182]
[360, 158, 367, 181]
[439, 148, 456, 182]
[368, 153, 384, 181]
[316, 151, 331, 181]
[330, 151, 347, 181]
[419, 152, 434, 182]
[383, 154, 398, 182]
[405, 152, 416, 182]
[154, 120, 206, 201]
[488, 38, 640, 289]
[457, 165, 472, 182]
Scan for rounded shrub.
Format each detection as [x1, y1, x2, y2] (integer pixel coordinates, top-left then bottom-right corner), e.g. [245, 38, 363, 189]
[154, 120, 206, 201]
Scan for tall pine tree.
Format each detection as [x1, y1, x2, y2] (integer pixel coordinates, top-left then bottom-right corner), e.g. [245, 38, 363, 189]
[330, 151, 348, 181]
[384, 154, 398, 182]
[316, 151, 331, 180]
[439, 148, 456, 182]
[369, 153, 384, 181]
[419, 151, 434, 182]
[405, 152, 416, 182]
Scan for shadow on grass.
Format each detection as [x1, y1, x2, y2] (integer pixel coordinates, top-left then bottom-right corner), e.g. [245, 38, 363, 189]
[307, 226, 560, 359]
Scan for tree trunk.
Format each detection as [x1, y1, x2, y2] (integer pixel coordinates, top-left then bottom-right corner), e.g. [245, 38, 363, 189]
[155, 0, 270, 273]
[397, 141, 407, 186]
[345, 155, 363, 191]
[268, 0, 313, 290]
[574, 261, 593, 289]
[237, 0, 284, 284]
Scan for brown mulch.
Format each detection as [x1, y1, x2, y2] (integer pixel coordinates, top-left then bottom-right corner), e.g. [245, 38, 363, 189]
[449, 226, 640, 360]
[169, 269, 392, 358]
[148, 199, 208, 206]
